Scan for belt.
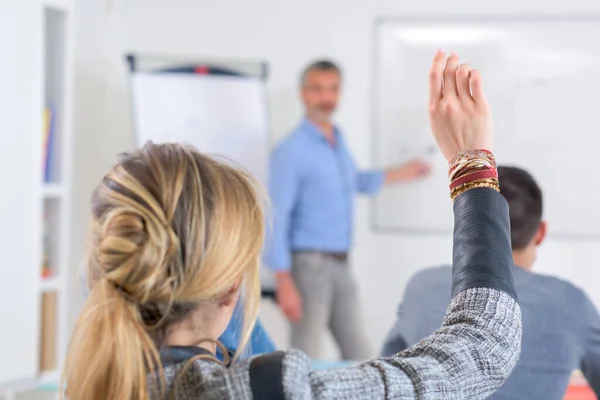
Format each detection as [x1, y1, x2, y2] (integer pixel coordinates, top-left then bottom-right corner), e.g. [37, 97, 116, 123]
[293, 250, 348, 263]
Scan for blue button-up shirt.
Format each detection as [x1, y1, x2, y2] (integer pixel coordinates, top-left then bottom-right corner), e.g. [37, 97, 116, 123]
[266, 118, 385, 271]
[218, 306, 275, 361]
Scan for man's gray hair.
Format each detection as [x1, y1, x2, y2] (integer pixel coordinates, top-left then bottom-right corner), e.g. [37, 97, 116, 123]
[300, 59, 342, 86]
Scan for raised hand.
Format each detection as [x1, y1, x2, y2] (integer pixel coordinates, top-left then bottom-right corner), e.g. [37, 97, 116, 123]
[428, 50, 493, 162]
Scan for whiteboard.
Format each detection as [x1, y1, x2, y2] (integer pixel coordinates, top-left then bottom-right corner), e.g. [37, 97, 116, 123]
[373, 17, 600, 238]
[130, 71, 275, 289]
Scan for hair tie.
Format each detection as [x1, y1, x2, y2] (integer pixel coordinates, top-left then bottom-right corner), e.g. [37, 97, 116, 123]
[110, 280, 139, 304]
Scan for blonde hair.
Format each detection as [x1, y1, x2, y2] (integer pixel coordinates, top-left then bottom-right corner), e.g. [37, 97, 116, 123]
[62, 142, 264, 400]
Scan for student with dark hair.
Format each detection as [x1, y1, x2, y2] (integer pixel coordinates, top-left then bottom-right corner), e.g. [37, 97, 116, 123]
[267, 59, 431, 359]
[381, 166, 600, 400]
[63, 51, 523, 399]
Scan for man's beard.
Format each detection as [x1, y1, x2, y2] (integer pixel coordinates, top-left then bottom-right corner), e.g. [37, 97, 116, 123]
[311, 106, 336, 122]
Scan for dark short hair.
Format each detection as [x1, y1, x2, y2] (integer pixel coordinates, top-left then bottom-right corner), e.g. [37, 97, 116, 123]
[498, 166, 543, 250]
[300, 59, 342, 86]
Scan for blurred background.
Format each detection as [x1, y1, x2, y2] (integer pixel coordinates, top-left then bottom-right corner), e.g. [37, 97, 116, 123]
[3, 0, 600, 399]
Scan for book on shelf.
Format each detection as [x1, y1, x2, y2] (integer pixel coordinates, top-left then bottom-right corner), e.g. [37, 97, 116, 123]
[41, 213, 52, 279]
[42, 105, 55, 183]
[40, 291, 57, 371]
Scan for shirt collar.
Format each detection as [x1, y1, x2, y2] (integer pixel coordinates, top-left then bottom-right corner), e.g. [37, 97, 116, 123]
[300, 117, 342, 144]
[159, 346, 215, 367]
[514, 265, 530, 274]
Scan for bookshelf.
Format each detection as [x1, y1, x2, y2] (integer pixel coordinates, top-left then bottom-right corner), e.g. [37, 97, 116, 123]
[0, 0, 74, 398]
[39, 0, 74, 390]
[41, 0, 72, 11]
[41, 184, 65, 199]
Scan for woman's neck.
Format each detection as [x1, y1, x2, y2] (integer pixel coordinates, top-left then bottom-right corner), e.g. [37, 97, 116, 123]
[163, 321, 218, 354]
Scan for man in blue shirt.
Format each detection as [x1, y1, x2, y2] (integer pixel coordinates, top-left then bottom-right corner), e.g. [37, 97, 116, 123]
[267, 60, 429, 360]
[381, 166, 600, 399]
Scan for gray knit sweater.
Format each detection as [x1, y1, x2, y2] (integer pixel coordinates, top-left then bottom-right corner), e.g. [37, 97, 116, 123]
[150, 189, 523, 399]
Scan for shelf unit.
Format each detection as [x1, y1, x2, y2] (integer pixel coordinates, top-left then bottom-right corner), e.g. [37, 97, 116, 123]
[39, 277, 65, 293]
[39, 0, 74, 388]
[41, 0, 71, 10]
[0, 0, 74, 399]
[42, 184, 65, 199]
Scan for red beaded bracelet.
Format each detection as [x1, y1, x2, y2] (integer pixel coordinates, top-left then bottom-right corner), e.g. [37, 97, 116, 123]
[449, 168, 498, 191]
[448, 149, 499, 201]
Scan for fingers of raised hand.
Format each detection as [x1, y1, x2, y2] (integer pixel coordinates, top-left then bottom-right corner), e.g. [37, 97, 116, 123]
[443, 53, 460, 98]
[470, 69, 487, 108]
[428, 48, 446, 103]
[430, 53, 481, 115]
[427, 50, 492, 160]
[456, 63, 472, 102]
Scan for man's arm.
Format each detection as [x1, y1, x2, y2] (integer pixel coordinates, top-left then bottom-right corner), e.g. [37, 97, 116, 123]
[355, 170, 385, 194]
[355, 160, 430, 194]
[266, 145, 303, 321]
[383, 160, 431, 185]
[579, 290, 600, 395]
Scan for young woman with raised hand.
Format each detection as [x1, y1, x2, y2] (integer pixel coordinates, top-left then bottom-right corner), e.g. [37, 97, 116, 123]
[63, 50, 522, 399]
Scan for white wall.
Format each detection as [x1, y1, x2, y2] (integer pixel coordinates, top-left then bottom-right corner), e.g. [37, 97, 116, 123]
[68, 0, 112, 335]
[71, 0, 600, 358]
[0, 0, 43, 385]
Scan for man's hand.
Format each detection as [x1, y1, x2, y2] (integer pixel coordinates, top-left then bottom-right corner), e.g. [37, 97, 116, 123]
[275, 271, 303, 322]
[385, 160, 431, 183]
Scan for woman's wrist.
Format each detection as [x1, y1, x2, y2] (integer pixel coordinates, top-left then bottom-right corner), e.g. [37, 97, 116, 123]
[448, 149, 499, 202]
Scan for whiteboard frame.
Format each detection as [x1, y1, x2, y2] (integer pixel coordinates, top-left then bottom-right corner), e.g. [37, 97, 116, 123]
[124, 53, 270, 152]
[123, 54, 279, 294]
[370, 15, 600, 241]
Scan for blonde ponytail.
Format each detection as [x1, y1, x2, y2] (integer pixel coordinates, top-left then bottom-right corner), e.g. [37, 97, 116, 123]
[64, 143, 265, 399]
[63, 279, 161, 400]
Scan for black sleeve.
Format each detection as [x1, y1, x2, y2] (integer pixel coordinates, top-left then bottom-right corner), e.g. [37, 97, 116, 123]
[451, 188, 518, 301]
[249, 351, 286, 400]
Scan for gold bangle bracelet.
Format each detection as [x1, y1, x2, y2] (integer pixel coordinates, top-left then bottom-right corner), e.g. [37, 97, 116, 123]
[449, 150, 496, 167]
[451, 184, 500, 202]
[451, 180, 500, 202]
[451, 178, 499, 195]
[451, 177, 499, 191]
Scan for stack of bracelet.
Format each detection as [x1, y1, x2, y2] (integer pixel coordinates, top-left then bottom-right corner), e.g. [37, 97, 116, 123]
[449, 149, 500, 202]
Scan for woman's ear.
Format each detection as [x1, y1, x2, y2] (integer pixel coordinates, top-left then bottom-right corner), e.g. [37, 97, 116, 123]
[220, 279, 241, 307]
